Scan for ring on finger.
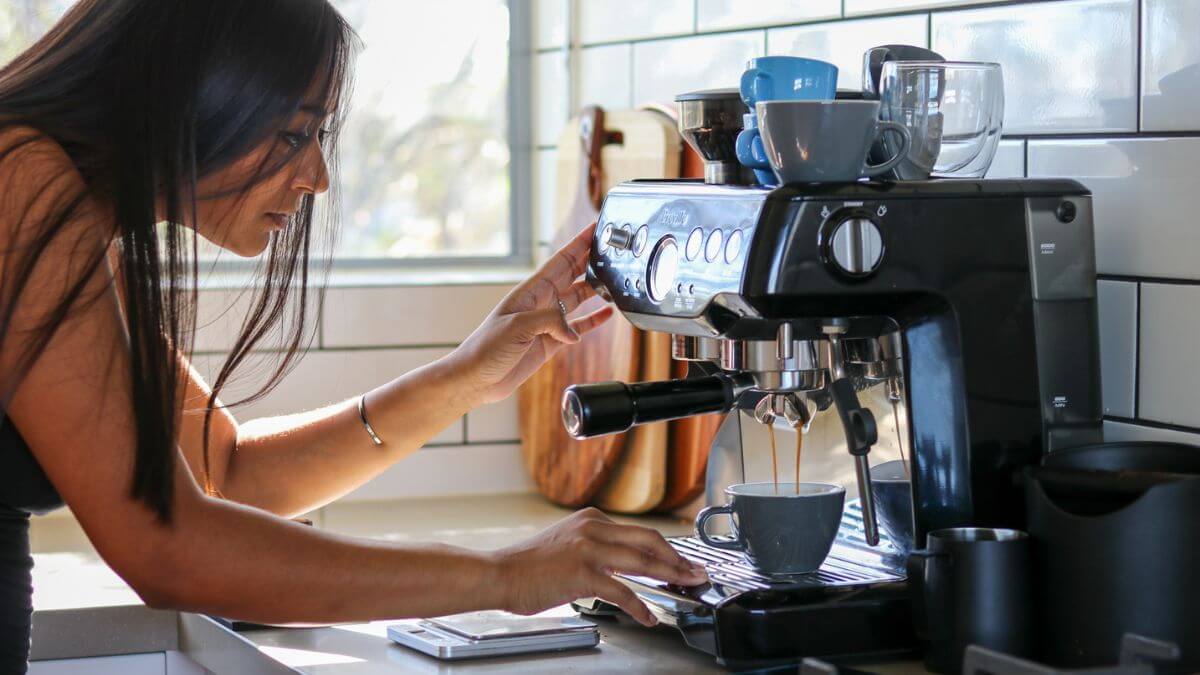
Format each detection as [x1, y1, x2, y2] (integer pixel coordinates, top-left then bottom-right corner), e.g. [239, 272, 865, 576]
[557, 298, 568, 316]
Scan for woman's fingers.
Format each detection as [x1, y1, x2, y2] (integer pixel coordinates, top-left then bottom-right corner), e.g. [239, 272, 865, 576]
[559, 278, 597, 315]
[568, 305, 613, 337]
[589, 573, 657, 627]
[513, 306, 579, 345]
[589, 521, 699, 574]
[589, 542, 706, 587]
[532, 222, 597, 297]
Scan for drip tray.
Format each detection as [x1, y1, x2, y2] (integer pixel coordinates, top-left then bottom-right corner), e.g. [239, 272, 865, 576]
[637, 537, 905, 594]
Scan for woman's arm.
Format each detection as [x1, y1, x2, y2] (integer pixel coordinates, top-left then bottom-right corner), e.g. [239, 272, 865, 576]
[2, 137, 701, 627]
[198, 226, 608, 518]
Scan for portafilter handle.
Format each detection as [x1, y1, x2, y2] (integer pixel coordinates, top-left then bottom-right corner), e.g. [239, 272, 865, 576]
[562, 373, 751, 439]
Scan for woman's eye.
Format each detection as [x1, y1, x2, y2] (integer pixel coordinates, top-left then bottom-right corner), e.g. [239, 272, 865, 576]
[280, 132, 308, 149]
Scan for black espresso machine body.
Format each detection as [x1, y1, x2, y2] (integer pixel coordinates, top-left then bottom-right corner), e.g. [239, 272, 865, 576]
[572, 179, 1103, 668]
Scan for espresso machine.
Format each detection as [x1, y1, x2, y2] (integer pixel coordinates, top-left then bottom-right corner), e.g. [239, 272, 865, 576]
[561, 166, 1103, 663]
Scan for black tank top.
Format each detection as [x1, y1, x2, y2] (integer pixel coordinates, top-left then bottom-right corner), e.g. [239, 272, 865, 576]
[0, 417, 64, 673]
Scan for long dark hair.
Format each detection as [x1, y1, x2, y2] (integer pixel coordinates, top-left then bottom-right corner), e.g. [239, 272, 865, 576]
[0, 0, 355, 520]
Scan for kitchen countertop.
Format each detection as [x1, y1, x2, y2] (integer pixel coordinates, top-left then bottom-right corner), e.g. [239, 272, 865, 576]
[30, 494, 927, 673]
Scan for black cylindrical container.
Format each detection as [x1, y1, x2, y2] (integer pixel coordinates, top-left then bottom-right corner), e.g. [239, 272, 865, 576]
[1025, 441, 1200, 670]
[908, 527, 1033, 674]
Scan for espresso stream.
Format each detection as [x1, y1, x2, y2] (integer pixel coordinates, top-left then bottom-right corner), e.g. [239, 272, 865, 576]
[766, 424, 805, 495]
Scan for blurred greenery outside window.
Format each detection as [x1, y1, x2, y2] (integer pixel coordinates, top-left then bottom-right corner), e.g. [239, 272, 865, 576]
[0, 0, 521, 265]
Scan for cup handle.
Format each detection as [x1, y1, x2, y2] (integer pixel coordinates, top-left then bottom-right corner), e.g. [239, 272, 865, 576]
[907, 548, 951, 642]
[735, 127, 771, 171]
[695, 504, 744, 551]
[862, 120, 912, 178]
[739, 68, 765, 106]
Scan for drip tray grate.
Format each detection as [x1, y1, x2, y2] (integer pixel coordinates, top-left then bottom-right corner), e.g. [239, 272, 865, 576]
[660, 537, 904, 593]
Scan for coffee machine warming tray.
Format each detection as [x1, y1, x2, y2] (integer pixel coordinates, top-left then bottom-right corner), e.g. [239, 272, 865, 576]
[588, 503, 916, 669]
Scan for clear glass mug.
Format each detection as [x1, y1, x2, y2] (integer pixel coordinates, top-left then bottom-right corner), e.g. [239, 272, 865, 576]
[876, 61, 1004, 179]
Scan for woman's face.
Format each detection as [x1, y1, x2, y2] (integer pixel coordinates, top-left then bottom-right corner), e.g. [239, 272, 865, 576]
[187, 108, 332, 257]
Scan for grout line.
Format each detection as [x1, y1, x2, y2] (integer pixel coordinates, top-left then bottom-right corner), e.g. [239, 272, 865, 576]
[1135, 0, 1144, 132]
[194, 343, 461, 357]
[423, 439, 522, 449]
[628, 41, 636, 108]
[1103, 414, 1200, 437]
[1096, 274, 1200, 286]
[562, 2, 1029, 50]
[1133, 282, 1142, 419]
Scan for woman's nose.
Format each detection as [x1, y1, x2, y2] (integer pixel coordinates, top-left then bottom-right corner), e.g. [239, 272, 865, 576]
[293, 144, 330, 196]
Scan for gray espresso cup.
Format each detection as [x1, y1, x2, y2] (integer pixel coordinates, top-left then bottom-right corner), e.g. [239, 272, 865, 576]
[756, 100, 911, 183]
[696, 482, 846, 576]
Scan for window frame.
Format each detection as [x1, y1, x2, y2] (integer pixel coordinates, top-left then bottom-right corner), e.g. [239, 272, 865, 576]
[210, 0, 533, 273]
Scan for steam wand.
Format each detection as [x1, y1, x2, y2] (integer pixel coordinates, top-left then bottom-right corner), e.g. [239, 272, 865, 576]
[823, 326, 881, 546]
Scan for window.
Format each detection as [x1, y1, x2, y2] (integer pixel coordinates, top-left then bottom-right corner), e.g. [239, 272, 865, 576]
[0, 0, 530, 266]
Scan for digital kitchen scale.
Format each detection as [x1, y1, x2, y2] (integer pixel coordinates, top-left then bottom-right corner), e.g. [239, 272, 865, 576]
[387, 610, 599, 661]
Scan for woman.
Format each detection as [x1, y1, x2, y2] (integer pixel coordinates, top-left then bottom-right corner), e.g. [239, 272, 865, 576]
[0, 0, 706, 669]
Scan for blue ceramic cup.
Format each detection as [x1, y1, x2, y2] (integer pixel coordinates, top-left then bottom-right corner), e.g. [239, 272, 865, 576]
[736, 56, 838, 185]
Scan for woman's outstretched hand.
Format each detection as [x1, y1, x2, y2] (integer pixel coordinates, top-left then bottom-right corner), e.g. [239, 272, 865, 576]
[447, 223, 614, 407]
[494, 507, 708, 627]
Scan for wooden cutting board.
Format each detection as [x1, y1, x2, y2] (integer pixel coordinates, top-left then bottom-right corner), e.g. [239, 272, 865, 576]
[586, 110, 680, 514]
[518, 108, 677, 508]
[657, 360, 726, 512]
[594, 329, 673, 513]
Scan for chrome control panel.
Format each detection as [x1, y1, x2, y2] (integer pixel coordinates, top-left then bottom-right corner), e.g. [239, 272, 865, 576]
[590, 183, 767, 322]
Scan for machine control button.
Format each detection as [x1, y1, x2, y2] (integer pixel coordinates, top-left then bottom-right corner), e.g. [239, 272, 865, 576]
[634, 278, 643, 292]
[829, 216, 884, 276]
[705, 229, 724, 262]
[599, 223, 614, 253]
[632, 225, 649, 256]
[647, 236, 680, 303]
[623, 278, 631, 290]
[685, 227, 704, 260]
[608, 224, 634, 252]
[1056, 201, 1077, 223]
[725, 229, 744, 263]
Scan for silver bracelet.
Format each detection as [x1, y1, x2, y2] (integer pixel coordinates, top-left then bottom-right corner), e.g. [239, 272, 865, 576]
[358, 393, 384, 446]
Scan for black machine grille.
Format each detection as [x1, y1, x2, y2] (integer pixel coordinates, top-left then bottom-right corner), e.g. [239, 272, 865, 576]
[666, 537, 901, 592]
[653, 502, 906, 594]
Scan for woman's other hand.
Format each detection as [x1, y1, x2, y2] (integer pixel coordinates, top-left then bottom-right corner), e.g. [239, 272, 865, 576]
[493, 508, 708, 627]
[447, 223, 613, 406]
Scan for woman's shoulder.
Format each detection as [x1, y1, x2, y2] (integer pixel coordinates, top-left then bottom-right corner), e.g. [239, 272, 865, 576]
[0, 124, 105, 226]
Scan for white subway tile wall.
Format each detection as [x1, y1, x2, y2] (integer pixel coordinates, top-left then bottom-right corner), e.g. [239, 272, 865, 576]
[932, 0, 1138, 134]
[1141, 0, 1200, 131]
[578, 43, 634, 113]
[321, 284, 512, 348]
[579, 0, 694, 45]
[1139, 284, 1200, 428]
[767, 15, 929, 90]
[696, 0, 840, 31]
[1028, 138, 1200, 280]
[535, 0, 1200, 445]
[632, 32, 764, 108]
[185, 281, 534, 506]
[534, 51, 568, 146]
[845, 0, 994, 14]
[985, 140, 1026, 179]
